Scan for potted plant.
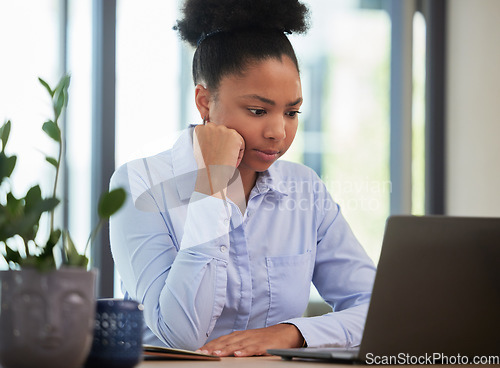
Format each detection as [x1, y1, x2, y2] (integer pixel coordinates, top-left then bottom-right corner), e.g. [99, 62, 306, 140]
[0, 75, 125, 368]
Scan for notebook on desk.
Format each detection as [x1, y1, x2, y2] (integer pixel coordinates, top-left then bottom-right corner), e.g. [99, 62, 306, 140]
[143, 345, 221, 361]
[268, 215, 500, 363]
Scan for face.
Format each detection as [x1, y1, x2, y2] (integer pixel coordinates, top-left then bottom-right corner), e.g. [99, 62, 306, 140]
[205, 56, 302, 175]
[11, 279, 92, 351]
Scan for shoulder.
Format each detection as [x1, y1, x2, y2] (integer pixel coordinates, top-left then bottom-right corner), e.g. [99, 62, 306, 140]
[111, 128, 192, 190]
[110, 149, 173, 191]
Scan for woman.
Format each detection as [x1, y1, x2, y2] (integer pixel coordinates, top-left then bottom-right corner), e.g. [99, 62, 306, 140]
[110, 0, 376, 357]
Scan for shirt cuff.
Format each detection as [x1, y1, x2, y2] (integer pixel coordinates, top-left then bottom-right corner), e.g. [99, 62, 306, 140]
[180, 191, 232, 250]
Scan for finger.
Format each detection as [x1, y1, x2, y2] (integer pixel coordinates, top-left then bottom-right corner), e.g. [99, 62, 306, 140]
[234, 347, 269, 357]
[211, 336, 265, 357]
[201, 334, 242, 350]
[235, 135, 246, 168]
[211, 341, 247, 357]
[197, 332, 248, 356]
[236, 148, 244, 168]
[231, 341, 269, 357]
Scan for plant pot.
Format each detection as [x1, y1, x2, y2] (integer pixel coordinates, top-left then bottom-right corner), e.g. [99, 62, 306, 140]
[0, 268, 97, 368]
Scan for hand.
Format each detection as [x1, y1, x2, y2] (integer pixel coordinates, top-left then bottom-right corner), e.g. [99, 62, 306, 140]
[193, 122, 245, 196]
[196, 324, 305, 357]
[193, 122, 245, 169]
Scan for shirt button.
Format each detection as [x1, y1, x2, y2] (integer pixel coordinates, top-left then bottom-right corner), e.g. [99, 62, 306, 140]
[224, 218, 230, 225]
[220, 245, 227, 253]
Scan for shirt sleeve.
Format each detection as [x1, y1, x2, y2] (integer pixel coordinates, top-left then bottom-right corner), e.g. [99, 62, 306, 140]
[109, 162, 232, 351]
[280, 182, 376, 348]
[180, 191, 232, 249]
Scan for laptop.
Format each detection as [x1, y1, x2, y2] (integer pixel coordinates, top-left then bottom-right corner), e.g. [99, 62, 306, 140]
[268, 215, 500, 363]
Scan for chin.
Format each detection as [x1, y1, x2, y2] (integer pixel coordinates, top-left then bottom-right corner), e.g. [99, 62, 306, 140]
[249, 160, 277, 173]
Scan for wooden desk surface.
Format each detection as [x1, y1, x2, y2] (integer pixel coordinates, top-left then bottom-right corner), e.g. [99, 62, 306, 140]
[138, 355, 345, 367]
[137, 355, 500, 367]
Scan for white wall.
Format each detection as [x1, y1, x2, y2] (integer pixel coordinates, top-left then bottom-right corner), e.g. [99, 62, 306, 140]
[446, 0, 500, 216]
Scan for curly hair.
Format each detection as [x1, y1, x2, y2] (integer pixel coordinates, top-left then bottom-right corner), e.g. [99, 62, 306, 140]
[174, 0, 310, 91]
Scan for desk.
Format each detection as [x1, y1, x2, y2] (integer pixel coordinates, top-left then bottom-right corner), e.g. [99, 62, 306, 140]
[138, 356, 344, 367]
[137, 356, 500, 367]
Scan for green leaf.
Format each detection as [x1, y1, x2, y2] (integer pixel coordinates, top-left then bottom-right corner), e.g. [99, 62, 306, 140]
[48, 229, 62, 247]
[55, 74, 71, 95]
[25, 185, 42, 209]
[42, 120, 61, 142]
[15, 197, 59, 241]
[6, 192, 23, 216]
[0, 120, 11, 152]
[53, 75, 69, 118]
[54, 89, 66, 120]
[26, 196, 59, 216]
[46, 156, 58, 168]
[4, 245, 22, 265]
[63, 230, 88, 268]
[38, 77, 54, 97]
[0, 153, 17, 180]
[25, 254, 56, 272]
[98, 188, 126, 219]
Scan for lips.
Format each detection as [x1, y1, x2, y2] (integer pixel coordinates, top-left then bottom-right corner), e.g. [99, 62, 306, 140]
[39, 336, 62, 349]
[254, 148, 281, 162]
[257, 149, 280, 155]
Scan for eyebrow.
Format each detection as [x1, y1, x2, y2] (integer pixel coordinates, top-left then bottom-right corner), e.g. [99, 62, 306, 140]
[241, 94, 303, 107]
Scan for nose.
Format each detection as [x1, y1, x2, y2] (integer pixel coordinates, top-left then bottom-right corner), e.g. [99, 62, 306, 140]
[43, 300, 62, 335]
[263, 114, 286, 141]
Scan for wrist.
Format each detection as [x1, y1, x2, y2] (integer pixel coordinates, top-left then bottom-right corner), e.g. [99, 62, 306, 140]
[280, 323, 306, 348]
[194, 166, 235, 197]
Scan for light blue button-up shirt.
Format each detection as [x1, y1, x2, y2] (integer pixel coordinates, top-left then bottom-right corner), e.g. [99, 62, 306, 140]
[109, 127, 376, 351]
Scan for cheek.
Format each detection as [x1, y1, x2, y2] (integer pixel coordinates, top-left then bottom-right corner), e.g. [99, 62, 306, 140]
[211, 108, 247, 129]
[286, 122, 298, 143]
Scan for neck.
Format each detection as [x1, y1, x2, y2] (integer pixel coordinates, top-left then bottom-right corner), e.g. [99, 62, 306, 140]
[226, 166, 257, 214]
[226, 166, 258, 215]
[238, 167, 258, 203]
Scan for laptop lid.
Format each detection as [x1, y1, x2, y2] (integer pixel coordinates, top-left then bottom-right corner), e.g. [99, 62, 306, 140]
[268, 215, 500, 363]
[359, 215, 500, 360]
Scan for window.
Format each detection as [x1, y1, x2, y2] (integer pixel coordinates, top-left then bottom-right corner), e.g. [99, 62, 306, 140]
[291, 0, 391, 264]
[66, 0, 93, 257]
[115, 0, 186, 168]
[0, 0, 63, 268]
[412, 11, 426, 215]
[2, 0, 438, 296]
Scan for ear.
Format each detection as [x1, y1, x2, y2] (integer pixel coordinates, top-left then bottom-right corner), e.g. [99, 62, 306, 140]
[194, 84, 212, 120]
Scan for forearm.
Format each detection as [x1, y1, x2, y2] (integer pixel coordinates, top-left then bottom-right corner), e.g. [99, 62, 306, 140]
[150, 193, 231, 349]
[111, 175, 232, 350]
[143, 249, 228, 350]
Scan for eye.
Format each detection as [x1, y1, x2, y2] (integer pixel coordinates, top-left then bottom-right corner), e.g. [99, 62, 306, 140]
[248, 108, 267, 116]
[286, 111, 302, 118]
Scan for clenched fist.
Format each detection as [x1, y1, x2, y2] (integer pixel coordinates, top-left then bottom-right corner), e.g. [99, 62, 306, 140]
[193, 122, 245, 197]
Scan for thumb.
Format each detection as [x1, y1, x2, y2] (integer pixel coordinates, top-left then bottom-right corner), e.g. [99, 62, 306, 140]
[236, 137, 245, 167]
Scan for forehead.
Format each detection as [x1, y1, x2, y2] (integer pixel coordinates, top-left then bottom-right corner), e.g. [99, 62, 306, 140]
[217, 56, 302, 101]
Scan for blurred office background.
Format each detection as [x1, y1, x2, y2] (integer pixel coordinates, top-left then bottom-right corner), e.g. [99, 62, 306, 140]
[1, 0, 499, 300]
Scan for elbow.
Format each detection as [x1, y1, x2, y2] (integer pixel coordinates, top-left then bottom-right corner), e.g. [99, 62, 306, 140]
[146, 310, 209, 351]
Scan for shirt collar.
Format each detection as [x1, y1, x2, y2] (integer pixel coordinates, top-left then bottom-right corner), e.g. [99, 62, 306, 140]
[254, 163, 289, 197]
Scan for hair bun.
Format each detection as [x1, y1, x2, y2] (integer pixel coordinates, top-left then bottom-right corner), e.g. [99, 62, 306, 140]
[175, 0, 310, 47]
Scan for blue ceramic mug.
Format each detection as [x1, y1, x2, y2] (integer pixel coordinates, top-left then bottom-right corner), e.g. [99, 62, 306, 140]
[85, 298, 144, 368]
